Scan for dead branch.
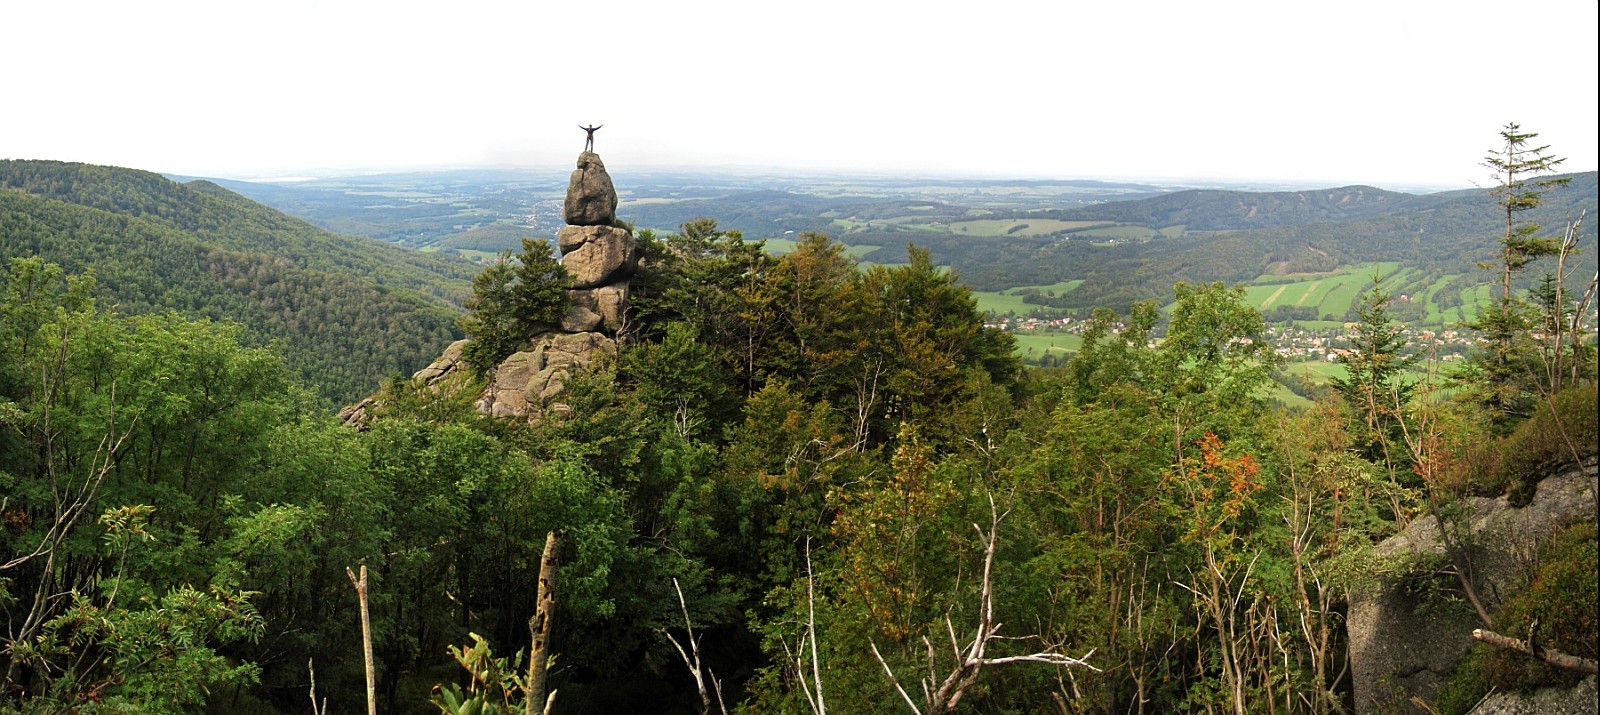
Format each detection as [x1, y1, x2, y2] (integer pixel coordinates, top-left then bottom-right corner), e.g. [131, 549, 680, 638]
[308, 658, 328, 715]
[871, 492, 1098, 714]
[666, 577, 727, 715]
[1472, 628, 1599, 675]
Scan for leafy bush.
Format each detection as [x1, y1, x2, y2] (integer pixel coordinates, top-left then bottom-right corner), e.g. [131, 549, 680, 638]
[1497, 385, 1597, 505]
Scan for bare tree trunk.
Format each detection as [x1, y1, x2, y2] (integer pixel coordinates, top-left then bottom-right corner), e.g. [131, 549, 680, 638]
[527, 530, 560, 714]
[347, 565, 377, 715]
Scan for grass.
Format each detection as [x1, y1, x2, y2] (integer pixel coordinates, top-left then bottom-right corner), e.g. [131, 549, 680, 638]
[1238, 262, 1408, 319]
[946, 218, 1112, 237]
[761, 238, 798, 255]
[1010, 331, 1082, 358]
[972, 280, 1084, 316]
[754, 240, 881, 258]
[1074, 225, 1158, 241]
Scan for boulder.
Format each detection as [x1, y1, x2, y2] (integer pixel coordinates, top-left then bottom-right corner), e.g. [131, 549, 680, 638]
[1349, 465, 1598, 713]
[591, 283, 628, 328]
[475, 331, 616, 420]
[558, 225, 636, 288]
[562, 151, 618, 226]
[412, 338, 468, 385]
[564, 285, 629, 332]
[1469, 675, 1597, 715]
[337, 397, 376, 428]
[561, 291, 604, 333]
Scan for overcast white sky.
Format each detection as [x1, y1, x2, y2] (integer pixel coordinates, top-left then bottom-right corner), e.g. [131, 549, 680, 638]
[4, 0, 1596, 189]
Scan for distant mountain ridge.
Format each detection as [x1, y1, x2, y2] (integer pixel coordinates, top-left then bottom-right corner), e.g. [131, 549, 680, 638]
[945, 171, 1598, 307]
[1051, 185, 1428, 230]
[0, 160, 476, 405]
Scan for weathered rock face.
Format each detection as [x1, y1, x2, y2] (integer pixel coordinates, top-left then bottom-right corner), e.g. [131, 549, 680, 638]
[558, 225, 637, 288]
[1349, 464, 1598, 714]
[1469, 675, 1597, 715]
[340, 151, 635, 428]
[478, 331, 615, 420]
[413, 339, 469, 383]
[562, 284, 628, 333]
[562, 151, 618, 226]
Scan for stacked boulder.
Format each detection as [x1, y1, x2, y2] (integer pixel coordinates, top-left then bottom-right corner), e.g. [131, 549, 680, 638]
[475, 150, 637, 420]
[341, 151, 637, 426]
[557, 151, 634, 333]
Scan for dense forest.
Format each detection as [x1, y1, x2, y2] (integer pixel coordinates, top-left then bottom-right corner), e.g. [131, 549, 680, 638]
[0, 161, 475, 405]
[1, 132, 1596, 714]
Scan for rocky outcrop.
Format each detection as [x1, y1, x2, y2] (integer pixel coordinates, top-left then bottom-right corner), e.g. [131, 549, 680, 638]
[413, 339, 469, 383]
[478, 331, 615, 420]
[1469, 675, 1597, 715]
[562, 151, 618, 226]
[340, 151, 636, 427]
[558, 225, 636, 289]
[562, 284, 628, 333]
[1349, 464, 1599, 713]
[457, 150, 635, 421]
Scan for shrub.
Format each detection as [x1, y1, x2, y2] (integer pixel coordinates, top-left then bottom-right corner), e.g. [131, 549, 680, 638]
[1497, 385, 1597, 505]
[1485, 519, 1598, 688]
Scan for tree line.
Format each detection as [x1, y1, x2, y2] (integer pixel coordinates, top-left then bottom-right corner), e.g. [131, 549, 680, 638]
[1, 128, 1594, 714]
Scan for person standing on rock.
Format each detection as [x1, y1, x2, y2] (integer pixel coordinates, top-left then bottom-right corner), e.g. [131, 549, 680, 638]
[580, 124, 602, 152]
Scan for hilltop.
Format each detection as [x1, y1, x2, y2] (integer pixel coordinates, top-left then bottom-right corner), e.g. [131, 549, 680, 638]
[0, 160, 477, 404]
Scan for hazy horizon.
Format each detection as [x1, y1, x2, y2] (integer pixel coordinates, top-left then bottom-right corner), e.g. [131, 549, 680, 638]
[8, 1, 1595, 190]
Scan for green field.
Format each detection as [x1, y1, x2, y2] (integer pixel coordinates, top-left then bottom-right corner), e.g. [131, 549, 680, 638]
[761, 238, 798, 254]
[947, 218, 1112, 237]
[756, 239, 881, 258]
[973, 280, 1084, 316]
[1010, 331, 1082, 358]
[1242, 262, 1402, 319]
[1074, 225, 1158, 241]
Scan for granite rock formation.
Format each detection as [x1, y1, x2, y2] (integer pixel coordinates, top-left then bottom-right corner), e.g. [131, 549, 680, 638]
[562, 151, 618, 226]
[1348, 462, 1598, 713]
[342, 151, 636, 426]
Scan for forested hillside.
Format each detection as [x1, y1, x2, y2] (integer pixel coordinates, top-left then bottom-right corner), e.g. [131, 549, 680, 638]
[3, 134, 1597, 715]
[902, 172, 1598, 306]
[4, 212, 1594, 714]
[0, 160, 475, 404]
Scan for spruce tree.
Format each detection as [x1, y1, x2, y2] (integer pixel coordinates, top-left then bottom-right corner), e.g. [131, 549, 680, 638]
[460, 238, 570, 373]
[1468, 123, 1568, 418]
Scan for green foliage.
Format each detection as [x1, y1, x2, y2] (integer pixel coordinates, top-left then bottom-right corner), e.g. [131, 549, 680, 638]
[1495, 385, 1598, 505]
[13, 161, 1590, 713]
[1437, 520, 1598, 713]
[1465, 124, 1574, 419]
[5, 506, 264, 714]
[429, 633, 535, 715]
[1484, 520, 1599, 690]
[0, 164, 468, 406]
[460, 238, 571, 373]
[1333, 278, 1421, 468]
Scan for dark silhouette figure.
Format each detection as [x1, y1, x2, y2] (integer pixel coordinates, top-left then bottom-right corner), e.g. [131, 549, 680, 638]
[580, 124, 602, 152]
